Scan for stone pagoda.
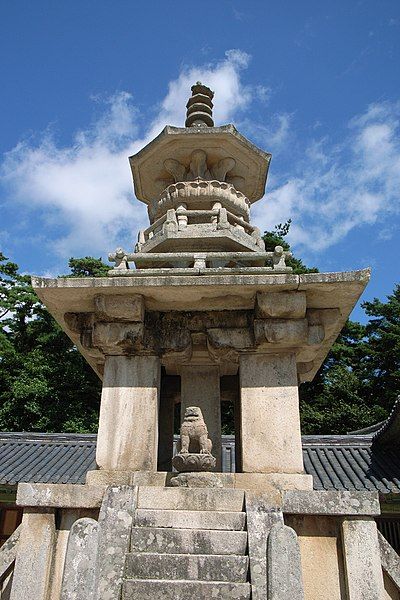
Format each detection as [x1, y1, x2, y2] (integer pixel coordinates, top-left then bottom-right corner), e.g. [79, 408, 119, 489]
[7, 83, 388, 600]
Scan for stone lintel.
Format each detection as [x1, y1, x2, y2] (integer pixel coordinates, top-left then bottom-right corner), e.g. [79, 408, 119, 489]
[283, 490, 381, 516]
[16, 483, 105, 508]
[31, 268, 370, 381]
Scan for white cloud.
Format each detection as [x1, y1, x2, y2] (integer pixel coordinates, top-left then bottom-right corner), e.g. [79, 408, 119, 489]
[253, 100, 400, 252]
[0, 50, 259, 262]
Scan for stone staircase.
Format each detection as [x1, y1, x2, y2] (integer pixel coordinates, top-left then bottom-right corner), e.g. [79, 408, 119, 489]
[122, 487, 250, 599]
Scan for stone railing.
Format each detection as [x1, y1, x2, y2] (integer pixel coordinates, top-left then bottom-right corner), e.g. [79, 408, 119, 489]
[0, 523, 21, 593]
[135, 205, 262, 252]
[378, 530, 400, 591]
[109, 246, 292, 272]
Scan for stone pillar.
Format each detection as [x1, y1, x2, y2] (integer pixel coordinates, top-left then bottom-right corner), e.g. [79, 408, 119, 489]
[96, 355, 161, 471]
[341, 518, 385, 599]
[180, 364, 222, 471]
[267, 522, 305, 600]
[10, 509, 56, 600]
[239, 353, 303, 473]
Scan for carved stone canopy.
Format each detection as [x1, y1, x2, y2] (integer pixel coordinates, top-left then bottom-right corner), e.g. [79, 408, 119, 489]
[129, 125, 271, 205]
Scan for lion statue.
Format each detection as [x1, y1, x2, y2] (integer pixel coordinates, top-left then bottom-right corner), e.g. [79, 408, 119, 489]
[177, 406, 212, 455]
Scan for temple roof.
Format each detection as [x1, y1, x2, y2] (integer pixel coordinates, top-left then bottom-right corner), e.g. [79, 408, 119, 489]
[1, 414, 400, 493]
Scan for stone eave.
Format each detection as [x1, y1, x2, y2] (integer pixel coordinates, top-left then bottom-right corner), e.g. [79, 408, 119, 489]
[31, 268, 370, 382]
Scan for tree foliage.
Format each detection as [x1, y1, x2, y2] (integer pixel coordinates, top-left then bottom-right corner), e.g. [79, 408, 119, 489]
[0, 254, 102, 432]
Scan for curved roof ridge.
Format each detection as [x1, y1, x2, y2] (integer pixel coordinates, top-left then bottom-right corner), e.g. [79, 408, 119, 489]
[372, 395, 400, 448]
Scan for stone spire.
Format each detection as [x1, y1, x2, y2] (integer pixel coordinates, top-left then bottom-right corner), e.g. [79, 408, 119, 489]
[185, 81, 214, 128]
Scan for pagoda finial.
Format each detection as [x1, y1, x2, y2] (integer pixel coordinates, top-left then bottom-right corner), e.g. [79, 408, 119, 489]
[185, 81, 214, 128]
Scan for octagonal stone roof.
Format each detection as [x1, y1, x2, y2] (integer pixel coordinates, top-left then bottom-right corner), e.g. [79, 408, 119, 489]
[129, 124, 271, 205]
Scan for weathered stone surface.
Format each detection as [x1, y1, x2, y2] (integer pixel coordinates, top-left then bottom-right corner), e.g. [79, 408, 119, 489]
[341, 518, 385, 599]
[94, 293, 144, 322]
[254, 318, 308, 345]
[245, 491, 283, 600]
[92, 321, 144, 354]
[239, 353, 304, 474]
[172, 452, 216, 472]
[267, 522, 304, 600]
[180, 366, 222, 470]
[256, 291, 306, 319]
[0, 524, 20, 579]
[135, 509, 245, 531]
[96, 355, 160, 471]
[60, 518, 98, 600]
[125, 552, 249, 582]
[93, 485, 137, 600]
[86, 469, 131, 486]
[123, 579, 251, 600]
[10, 509, 56, 600]
[137, 487, 244, 512]
[379, 530, 400, 589]
[235, 473, 313, 491]
[283, 490, 380, 516]
[170, 472, 232, 488]
[130, 526, 248, 555]
[16, 483, 104, 508]
[32, 269, 370, 382]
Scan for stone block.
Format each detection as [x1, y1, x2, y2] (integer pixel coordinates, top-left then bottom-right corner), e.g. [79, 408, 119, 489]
[92, 321, 143, 353]
[86, 469, 132, 486]
[341, 518, 385, 599]
[135, 509, 245, 530]
[234, 473, 313, 491]
[93, 485, 137, 600]
[60, 518, 98, 600]
[130, 527, 248, 556]
[283, 490, 380, 516]
[94, 293, 144, 322]
[169, 472, 235, 488]
[267, 522, 304, 600]
[137, 487, 244, 512]
[245, 491, 283, 600]
[16, 483, 104, 508]
[123, 580, 251, 600]
[254, 318, 308, 345]
[256, 291, 306, 319]
[10, 509, 56, 600]
[207, 327, 254, 350]
[125, 552, 249, 582]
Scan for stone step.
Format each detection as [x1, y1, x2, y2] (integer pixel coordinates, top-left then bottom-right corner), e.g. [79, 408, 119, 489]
[130, 526, 248, 555]
[137, 486, 244, 512]
[134, 509, 246, 531]
[122, 580, 251, 600]
[125, 552, 249, 582]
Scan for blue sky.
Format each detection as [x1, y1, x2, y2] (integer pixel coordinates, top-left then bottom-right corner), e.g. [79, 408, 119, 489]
[0, 1, 399, 321]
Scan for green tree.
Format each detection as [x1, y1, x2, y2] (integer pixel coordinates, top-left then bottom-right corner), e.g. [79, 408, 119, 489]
[0, 254, 104, 432]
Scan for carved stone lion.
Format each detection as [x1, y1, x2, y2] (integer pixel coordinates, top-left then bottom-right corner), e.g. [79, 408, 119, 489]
[177, 406, 213, 455]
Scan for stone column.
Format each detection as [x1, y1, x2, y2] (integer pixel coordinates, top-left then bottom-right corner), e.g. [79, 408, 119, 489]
[341, 518, 385, 599]
[96, 355, 161, 471]
[180, 364, 222, 471]
[10, 509, 56, 600]
[239, 353, 303, 473]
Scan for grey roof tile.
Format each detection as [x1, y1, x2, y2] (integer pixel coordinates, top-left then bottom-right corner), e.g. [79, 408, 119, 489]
[0, 431, 400, 493]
